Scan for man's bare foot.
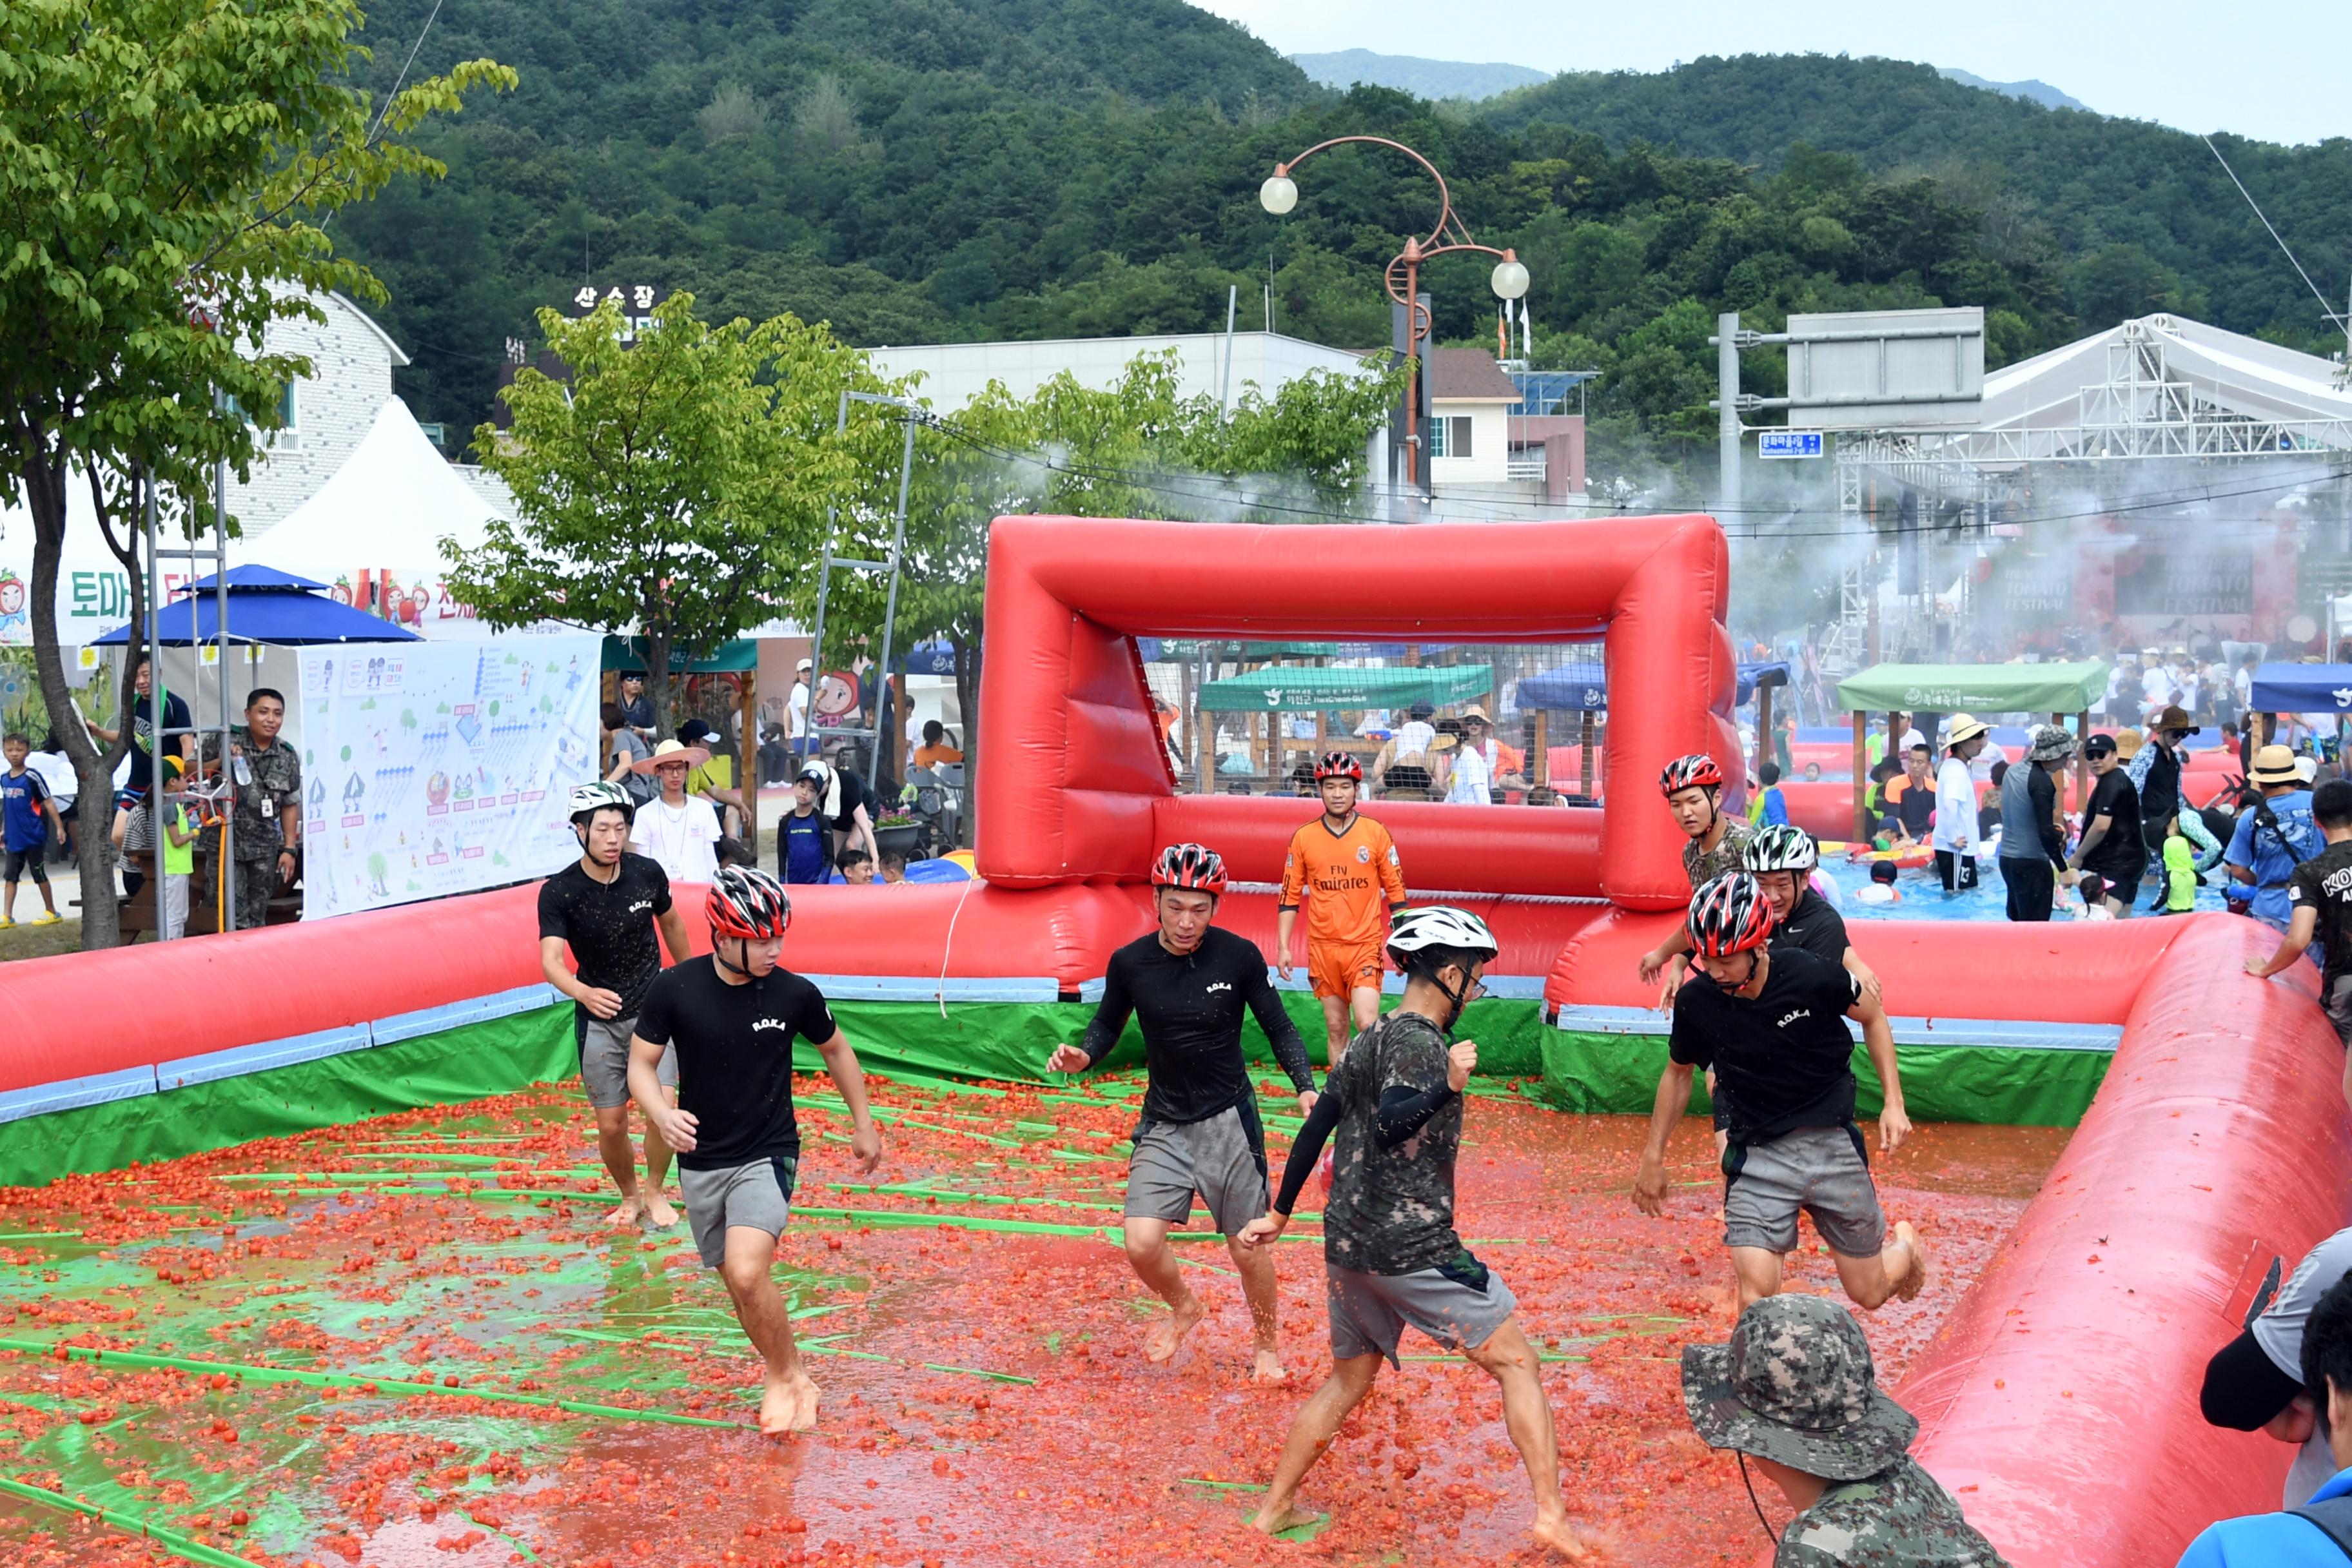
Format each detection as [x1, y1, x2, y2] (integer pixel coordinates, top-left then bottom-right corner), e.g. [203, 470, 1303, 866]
[758, 1369, 821, 1435]
[642, 1193, 679, 1229]
[1144, 1293, 1206, 1364]
[1251, 1348, 1287, 1384]
[1894, 1221, 1929, 1302]
[607, 1193, 643, 1228]
[1249, 1501, 1323, 1537]
[1531, 1510, 1590, 1559]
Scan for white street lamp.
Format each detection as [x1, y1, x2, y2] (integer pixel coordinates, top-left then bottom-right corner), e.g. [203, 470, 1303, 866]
[1259, 173, 1298, 216]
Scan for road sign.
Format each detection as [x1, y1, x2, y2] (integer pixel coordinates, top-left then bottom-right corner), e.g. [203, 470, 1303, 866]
[1759, 429, 1824, 459]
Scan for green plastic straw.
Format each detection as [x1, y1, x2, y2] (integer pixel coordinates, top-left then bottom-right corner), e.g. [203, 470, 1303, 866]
[0, 1474, 257, 1568]
[0, 1337, 733, 1428]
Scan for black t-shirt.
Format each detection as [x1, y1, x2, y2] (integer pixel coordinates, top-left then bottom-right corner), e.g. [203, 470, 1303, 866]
[1772, 887, 1850, 968]
[1078, 926, 1313, 1125]
[1671, 948, 1864, 1147]
[128, 691, 192, 792]
[2290, 841, 2352, 985]
[2140, 745, 2182, 829]
[2082, 768, 2144, 879]
[1320, 1011, 1465, 1275]
[830, 769, 877, 836]
[1879, 778, 1934, 838]
[536, 854, 673, 1021]
[634, 957, 838, 1170]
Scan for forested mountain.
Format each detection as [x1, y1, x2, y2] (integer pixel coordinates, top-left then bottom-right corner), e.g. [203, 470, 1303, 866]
[1482, 54, 2352, 351]
[331, 6, 2347, 460]
[1291, 50, 1547, 102]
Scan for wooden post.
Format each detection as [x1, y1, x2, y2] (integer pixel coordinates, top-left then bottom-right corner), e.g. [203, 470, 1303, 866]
[1580, 711, 1594, 799]
[1851, 710, 1869, 841]
[1181, 660, 1196, 779]
[1532, 710, 1550, 788]
[2077, 709, 2091, 810]
[738, 666, 759, 850]
[1755, 683, 1774, 782]
[1197, 703, 1215, 792]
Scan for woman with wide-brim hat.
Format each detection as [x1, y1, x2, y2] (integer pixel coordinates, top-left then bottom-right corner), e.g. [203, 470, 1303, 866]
[629, 738, 720, 885]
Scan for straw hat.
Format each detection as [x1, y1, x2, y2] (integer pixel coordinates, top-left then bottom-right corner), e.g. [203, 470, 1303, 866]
[1460, 705, 1493, 725]
[632, 737, 710, 774]
[2249, 744, 2301, 785]
[1944, 712, 1990, 747]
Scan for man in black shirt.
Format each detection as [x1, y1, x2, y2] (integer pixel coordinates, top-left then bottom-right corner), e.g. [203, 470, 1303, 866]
[1047, 843, 1315, 1380]
[631, 866, 881, 1435]
[2070, 733, 2143, 916]
[538, 782, 693, 1229]
[1239, 905, 1581, 1556]
[2251, 781, 2352, 1104]
[1743, 824, 1881, 1000]
[1635, 874, 1925, 1315]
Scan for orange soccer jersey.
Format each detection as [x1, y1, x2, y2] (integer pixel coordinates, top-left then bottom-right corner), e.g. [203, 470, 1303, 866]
[1279, 814, 1409, 950]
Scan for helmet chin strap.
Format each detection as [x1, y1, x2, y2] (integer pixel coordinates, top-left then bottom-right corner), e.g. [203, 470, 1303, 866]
[714, 936, 754, 979]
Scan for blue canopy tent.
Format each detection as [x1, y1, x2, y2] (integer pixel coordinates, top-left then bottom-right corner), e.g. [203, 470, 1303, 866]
[2249, 663, 2352, 755]
[95, 565, 424, 647]
[1516, 663, 1609, 712]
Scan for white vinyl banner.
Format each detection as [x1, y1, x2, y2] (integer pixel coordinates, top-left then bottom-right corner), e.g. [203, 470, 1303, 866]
[296, 632, 601, 919]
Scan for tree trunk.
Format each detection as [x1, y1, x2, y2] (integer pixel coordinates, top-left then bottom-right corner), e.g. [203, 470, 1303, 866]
[23, 456, 139, 950]
[952, 633, 981, 849]
[644, 629, 675, 741]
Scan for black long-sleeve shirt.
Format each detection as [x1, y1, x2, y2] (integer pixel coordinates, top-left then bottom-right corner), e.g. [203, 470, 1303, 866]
[1078, 926, 1313, 1126]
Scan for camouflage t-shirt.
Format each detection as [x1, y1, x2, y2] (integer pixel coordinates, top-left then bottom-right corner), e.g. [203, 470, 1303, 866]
[1685, 817, 1752, 889]
[1775, 1459, 2012, 1567]
[1320, 1011, 1464, 1276]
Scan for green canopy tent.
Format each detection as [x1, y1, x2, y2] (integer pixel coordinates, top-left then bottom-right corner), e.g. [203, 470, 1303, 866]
[1833, 662, 2110, 839]
[604, 636, 763, 840]
[1194, 662, 1494, 785]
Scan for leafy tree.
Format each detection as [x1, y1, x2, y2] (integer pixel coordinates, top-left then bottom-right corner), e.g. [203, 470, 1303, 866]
[447, 293, 894, 738]
[0, 0, 507, 947]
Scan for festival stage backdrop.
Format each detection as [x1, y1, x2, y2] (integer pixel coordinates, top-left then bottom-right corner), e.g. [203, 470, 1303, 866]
[297, 633, 600, 918]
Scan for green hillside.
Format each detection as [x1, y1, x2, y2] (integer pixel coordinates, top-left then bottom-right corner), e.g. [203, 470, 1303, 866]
[331, 11, 2342, 460]
[1482, 54, 2352, 351]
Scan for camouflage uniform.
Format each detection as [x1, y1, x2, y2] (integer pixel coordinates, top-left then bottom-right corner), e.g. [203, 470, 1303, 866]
[202, 730, 302, 932]
[1685, 816, 1753, 888]
[1681, 1295, 2010, 1568]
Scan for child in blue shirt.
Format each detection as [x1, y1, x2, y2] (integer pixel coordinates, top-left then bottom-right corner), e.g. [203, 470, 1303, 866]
[0, 731, 63, 926]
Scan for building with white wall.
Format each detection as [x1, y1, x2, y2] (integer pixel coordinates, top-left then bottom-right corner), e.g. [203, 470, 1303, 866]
[226, 291, 412, 536]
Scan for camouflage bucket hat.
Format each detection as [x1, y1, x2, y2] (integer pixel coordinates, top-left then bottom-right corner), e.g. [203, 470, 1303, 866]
[1680, 1295, 1918, 1480]
[2026, 723, 2076, 764]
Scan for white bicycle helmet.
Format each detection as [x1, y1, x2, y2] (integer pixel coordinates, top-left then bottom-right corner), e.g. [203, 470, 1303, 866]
[568, 780, 636, 827]
[1385, 905, 1500, 972]
[1741, 823, 1819, 877]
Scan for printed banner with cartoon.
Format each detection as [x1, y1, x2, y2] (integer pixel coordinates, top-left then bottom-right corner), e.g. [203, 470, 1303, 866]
[296, 634, 601, 919]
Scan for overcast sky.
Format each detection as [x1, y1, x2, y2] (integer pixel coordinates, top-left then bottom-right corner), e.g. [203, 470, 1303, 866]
[1190, 0, 2350, 147]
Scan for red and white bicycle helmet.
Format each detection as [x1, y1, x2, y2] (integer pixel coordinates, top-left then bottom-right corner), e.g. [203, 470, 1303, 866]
[1149, 842, 1228, 896]
[1658, 753, 1725, 797]
[1686, 871, 1776, 958]
[707, 865, 792, 941]
[1313, 750, 1363, 783]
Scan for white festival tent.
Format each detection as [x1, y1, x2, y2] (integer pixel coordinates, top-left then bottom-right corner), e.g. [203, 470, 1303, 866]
[1975, 312, 2352, 438]
[245, 398, 515, 640]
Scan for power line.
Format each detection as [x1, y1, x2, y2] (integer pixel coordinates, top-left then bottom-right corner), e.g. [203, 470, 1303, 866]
[2202, 134, 2347, 328]
[368, 0, 449, 146]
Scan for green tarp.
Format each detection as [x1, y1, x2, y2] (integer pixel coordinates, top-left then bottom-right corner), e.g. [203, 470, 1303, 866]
[603, 636, 760, 674]
[1835, 662, 2110, 716]
[1196, 663, 1494, 713]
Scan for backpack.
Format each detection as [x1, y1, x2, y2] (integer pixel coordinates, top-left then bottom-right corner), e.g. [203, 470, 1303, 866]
[2291, 1494, 2352, 1560]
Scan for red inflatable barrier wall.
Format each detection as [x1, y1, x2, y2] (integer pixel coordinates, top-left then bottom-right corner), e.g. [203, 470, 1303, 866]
[1153, 792, 1603, 899]
[1897, 916, 2352, 1565]
[1545, 906, 2188, 1023]
[975, 514, 1736, 910]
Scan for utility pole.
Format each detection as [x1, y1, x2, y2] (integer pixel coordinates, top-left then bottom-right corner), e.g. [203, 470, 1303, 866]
[1718, 311, 1742, 523]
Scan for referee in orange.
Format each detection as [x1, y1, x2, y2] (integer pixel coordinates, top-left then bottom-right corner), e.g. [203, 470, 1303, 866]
[1278, 752, 1410, 1066]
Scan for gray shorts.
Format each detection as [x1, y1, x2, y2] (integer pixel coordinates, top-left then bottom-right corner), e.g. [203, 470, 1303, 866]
[1327, 1259, 1517, 1366]
[578, 1013, 676, 1110]
[679, 1154, 798, 1268]
[2327, 975, 2352, 1051]
[1122, 1104, 1268, 1236]
[1723, 1124, 1886, 1258]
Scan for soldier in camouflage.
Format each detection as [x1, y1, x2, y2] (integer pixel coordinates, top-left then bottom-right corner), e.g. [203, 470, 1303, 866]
[201, 688, 302, 932]
[1640, 753, 1752, 1003]
[1683, 1294, 2010, 1567]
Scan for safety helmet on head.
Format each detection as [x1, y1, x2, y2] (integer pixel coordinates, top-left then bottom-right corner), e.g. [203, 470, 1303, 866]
[1385, 905, 1500, 975]
[1742, 824, 1819, 877]
[707, 865, 791, 942]
[1314, 750, 1363, 783]
[1660, 754, 1725, 798]
[1687, 872, 1776, 959]
[568, 780, 636, 828]
[1150, 842, 1228, 896]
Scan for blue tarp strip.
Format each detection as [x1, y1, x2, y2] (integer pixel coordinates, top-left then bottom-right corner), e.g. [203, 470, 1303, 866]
[1550, 1003, 2122, 1052]
[157, 1025, 375, 1090]
[369, 983, 562, 1046]
[0, 1066, 161, 1126]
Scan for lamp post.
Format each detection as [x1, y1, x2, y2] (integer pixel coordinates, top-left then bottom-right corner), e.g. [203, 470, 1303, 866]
[1260, 137, 1527, 492]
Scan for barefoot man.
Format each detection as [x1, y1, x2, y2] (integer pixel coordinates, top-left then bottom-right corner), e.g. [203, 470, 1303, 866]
[630, 867, 883, 1433]
[1240, 906, 1586, 1558]
[1046, 843, 1317, 1380]
[539, 782, 694, 1228]
[1634, 872, 1926, 1313]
